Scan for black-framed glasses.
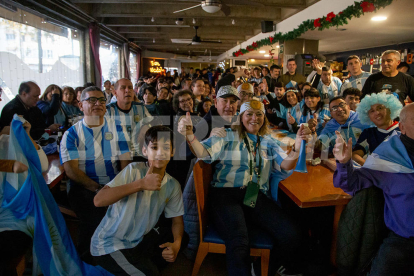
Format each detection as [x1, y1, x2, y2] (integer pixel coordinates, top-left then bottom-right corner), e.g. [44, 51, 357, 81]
[331, 102, 347, 112]
[83, 97, 106, 105]
[179, 98, 192, 104]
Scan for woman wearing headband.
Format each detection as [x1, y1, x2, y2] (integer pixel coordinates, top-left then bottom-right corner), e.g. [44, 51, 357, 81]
[280, 88, 304, 133]
[178, 100, 310, 275]
[352, 92, 402, 165]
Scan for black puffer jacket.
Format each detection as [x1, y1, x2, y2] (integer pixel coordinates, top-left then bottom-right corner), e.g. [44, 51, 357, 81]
[336, 186, 388, 276]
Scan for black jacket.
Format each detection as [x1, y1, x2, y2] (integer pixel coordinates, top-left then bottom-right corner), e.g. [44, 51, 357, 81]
[0, 96, 46, 140]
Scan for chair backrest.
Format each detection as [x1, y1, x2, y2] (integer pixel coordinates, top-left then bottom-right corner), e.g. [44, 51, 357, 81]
[193, 160, 213, 240]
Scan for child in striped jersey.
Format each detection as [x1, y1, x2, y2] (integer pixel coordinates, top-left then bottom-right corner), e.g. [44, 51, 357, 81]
[91, 126, 185, 276]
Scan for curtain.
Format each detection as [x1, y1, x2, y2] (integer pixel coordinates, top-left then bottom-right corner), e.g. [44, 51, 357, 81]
[136, 48, 141, 79]
[123, 42, 130, 79]
[89, 23, 102, 87]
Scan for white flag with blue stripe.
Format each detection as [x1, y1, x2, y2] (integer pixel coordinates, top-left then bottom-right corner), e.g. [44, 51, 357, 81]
[1, 115, 112, 276]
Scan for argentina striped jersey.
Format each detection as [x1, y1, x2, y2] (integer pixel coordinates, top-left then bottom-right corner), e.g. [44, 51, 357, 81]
[60, 118, 130, 185]
[200, 130, 291, 193]
[90, 162, 184, 256]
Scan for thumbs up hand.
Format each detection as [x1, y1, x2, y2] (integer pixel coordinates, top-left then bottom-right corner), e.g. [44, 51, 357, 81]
[178, 112, 194, 137]
[287, 112, 296, 125]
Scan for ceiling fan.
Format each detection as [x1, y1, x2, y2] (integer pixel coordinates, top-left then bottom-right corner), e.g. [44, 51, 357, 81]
[173, 0, 264, 16]
[171, 26, 222, 45]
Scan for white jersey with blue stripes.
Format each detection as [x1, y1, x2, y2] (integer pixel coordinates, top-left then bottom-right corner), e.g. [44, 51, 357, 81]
[91, 162, 184, 256]
[106, 102, 153, 156]
[60, 117, 130, 185]
[340, 72, 371, 94]
[317, 77, 343, 101]
[200, 130, 291, 193]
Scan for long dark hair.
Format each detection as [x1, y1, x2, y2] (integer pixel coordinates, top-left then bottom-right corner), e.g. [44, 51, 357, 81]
[282, 89, 302, 107]
[303, 87, 324, 116]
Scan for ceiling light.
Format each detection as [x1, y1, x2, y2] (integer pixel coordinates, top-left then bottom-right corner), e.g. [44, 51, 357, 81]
[259, 50, 265, 53]
[201, 2, 221, 13]
[176, 18, 184, 25]
[151, 17, 155, 22]
[276, 45, 280, 48]
[226, 62, 229, 64]
[153, 38, 155, 43]
[371, 16, 387, 21]
[264, 54, 270, 57]
[250, 59, 255, 62]
[192, 18, 196, 24]
[232, 19, 235, 25]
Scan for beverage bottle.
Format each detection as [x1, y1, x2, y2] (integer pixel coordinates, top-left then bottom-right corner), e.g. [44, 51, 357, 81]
[57, 126, 64, 153]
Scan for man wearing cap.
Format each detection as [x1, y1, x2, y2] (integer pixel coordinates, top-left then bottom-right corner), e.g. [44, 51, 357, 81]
[190, 85, 240, 141]
[237, 82, 254, 110]
[340, 55, 371, 94]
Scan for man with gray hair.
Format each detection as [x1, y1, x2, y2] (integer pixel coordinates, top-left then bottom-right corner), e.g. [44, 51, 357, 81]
[60, 86, 131, 264]
[362, 50, 414, 103]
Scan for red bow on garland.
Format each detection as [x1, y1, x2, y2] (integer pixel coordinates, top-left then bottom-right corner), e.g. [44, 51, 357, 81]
[252, 42, 258, 48]
[314, 18, 322, 28]
[326, 12, 336, 22]
[361, 1, 375, 13]
[269, 37, 274, 43]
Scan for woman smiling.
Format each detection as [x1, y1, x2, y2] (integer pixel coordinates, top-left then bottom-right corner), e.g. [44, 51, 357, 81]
[178, 100, 311, 275]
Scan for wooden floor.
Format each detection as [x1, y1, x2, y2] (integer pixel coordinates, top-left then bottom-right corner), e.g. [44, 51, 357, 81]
[160, 253, 228, 276]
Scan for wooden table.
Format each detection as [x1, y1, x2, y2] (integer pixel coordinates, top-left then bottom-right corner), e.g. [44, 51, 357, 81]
[279, 164, 352, 265]
[43, 153, 65, 189]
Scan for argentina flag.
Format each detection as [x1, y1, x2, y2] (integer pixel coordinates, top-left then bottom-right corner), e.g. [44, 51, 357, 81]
[1, 115, 112, 276]
[363, 131, 414, 173]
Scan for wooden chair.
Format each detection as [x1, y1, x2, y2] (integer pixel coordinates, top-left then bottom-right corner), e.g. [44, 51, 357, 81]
[191, 160, 272, 276]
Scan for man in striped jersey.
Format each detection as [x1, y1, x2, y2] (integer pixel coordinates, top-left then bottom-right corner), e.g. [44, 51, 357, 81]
[340, 55, 371, 94]
[60, 86, 131, 264]
[106, 78, 153, 158]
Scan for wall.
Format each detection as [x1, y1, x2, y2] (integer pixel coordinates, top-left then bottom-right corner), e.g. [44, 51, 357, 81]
[324, 41, 414, 76]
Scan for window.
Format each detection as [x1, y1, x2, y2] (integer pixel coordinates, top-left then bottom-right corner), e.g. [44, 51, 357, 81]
[99, 41, 120, 88]
[129, 51, 137, 85]
[6, 33, 15, 40]
[0, 7, 84, 112]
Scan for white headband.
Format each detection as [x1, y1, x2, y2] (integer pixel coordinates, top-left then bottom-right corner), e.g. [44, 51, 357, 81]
[240, 101, 265, 114]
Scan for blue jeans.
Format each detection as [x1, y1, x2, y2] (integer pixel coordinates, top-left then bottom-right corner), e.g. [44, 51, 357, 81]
[209, 187, 302, 276]
[370, 231, 414, 276]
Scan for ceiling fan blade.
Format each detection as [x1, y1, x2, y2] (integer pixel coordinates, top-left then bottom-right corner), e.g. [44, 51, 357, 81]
[221, 3, 231, 16]
[223, 0, 264, 6]
[201, 40, 222, 43]
[173, 4, 202, 14]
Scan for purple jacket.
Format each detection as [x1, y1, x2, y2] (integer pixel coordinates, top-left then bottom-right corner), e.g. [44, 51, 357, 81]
[334, 159, 414, 239]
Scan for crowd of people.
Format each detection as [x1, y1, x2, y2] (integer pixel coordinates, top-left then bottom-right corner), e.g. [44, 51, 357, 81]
[0, 48, 413, 276]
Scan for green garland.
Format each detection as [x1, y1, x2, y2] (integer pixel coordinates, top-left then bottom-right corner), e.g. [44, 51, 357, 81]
[233, 0, 394, 57]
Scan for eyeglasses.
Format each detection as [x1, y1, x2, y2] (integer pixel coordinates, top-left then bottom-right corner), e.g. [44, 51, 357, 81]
[368, 105, 386, 114]
[330, 102, 347, 112]
[83, 97, 106, 105]
[179, 98, 192, 104]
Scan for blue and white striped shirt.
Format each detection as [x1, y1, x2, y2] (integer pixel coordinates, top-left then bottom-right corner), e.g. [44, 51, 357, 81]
[340, 72, 371, 94]
[106, 102, 152, 155]
[200, 130, 291, 193]
[280, 101, 305, 133]
[60, 117, 130, 185]
[299, 105, 331, 136]
[91, 162, 184, 256]
[317, 77, 343, 101]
